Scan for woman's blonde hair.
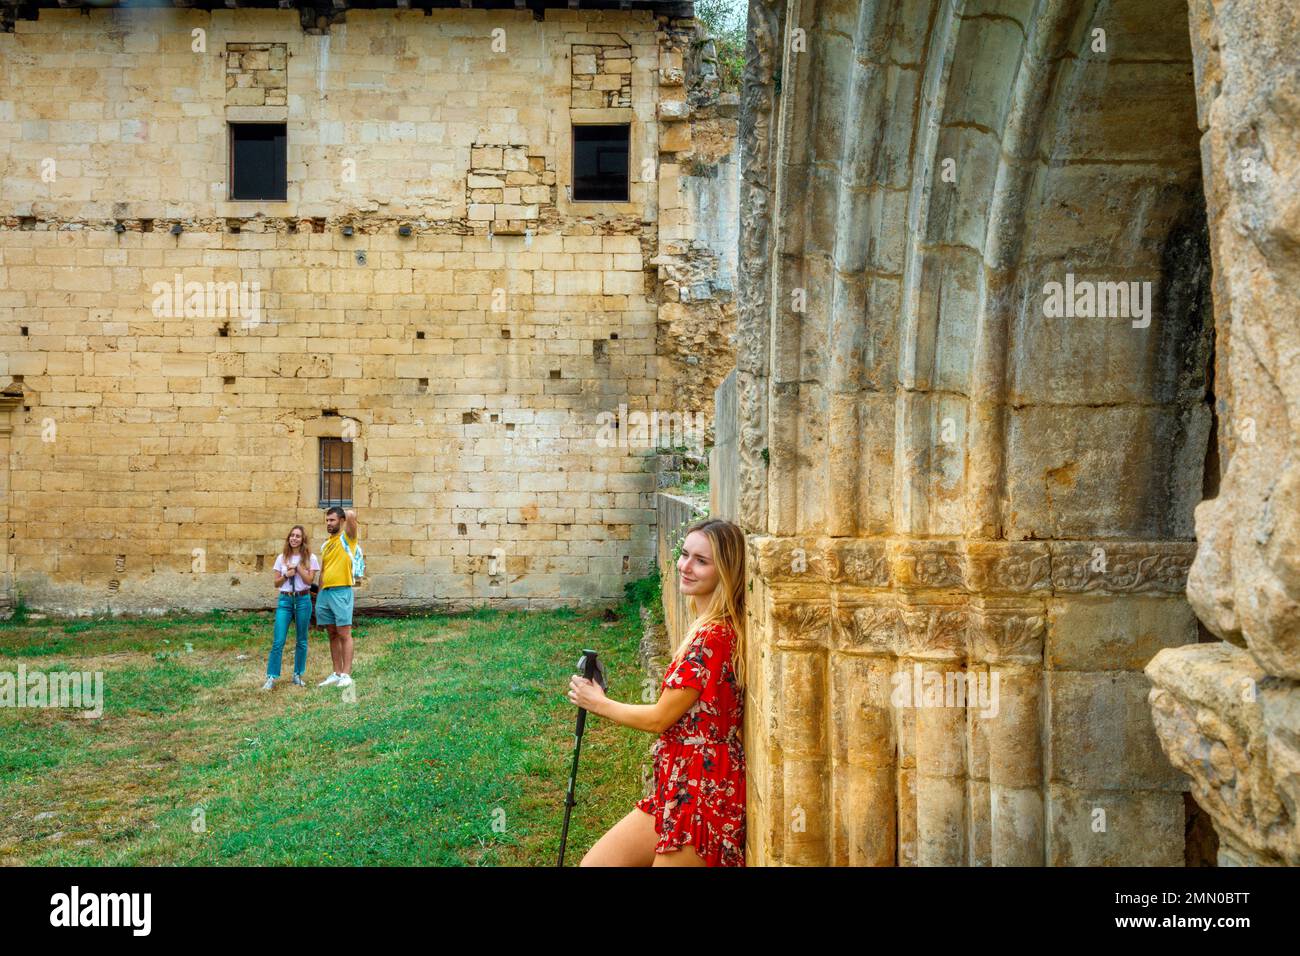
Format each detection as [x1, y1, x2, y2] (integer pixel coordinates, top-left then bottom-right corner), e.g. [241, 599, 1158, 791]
[672, 518, 747, 690]
[282, 525, 312, 563]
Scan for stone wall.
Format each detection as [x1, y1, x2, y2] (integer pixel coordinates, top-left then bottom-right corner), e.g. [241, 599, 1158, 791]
[737, 0, 1215, 865]
[1147, 0, 1300, 867]
[709, 366, 737, 521]
[653, 23, 739, 433]
[0, 7, 732, 613]
[656, 489, 706, 648]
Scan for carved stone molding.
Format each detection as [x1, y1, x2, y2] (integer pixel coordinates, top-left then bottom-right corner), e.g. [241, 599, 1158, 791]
[820, 596, 1048, 665]
[964, 542, 1052, 594]
[891, 540, 963, 590]
[752, 535, 1196, 595]
[825, 540, 891, 587]
[1051, 542, 1196, 595]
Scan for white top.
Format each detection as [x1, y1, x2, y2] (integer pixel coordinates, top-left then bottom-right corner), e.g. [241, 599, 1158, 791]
[273, 552, 320, 593]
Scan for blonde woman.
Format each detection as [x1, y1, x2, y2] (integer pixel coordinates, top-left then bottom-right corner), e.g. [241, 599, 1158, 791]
[567, 518, 747, 867]
[262, 525, 319, 691]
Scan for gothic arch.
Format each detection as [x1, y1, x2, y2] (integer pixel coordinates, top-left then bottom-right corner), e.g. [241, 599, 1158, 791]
[736, 0, 1215, 865]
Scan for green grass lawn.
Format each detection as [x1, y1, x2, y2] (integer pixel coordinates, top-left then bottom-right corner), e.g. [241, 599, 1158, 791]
[0, 600, 652, 866]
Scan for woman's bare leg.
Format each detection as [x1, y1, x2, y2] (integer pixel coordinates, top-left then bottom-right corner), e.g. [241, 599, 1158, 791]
[651, 842, 708, 867]
[579, 808, 659, 867]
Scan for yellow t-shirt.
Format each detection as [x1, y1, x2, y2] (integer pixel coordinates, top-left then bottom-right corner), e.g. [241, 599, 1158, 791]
[320, 531, 357, 589]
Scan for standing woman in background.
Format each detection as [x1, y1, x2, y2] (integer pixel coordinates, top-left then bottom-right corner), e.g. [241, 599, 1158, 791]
[567, 517, 747, 867]
[262, 525, 319, 691]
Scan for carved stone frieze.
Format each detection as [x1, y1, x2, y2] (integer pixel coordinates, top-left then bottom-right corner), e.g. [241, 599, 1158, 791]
[750, 535, 1195, 595]
[1051, 542, 1196, 595]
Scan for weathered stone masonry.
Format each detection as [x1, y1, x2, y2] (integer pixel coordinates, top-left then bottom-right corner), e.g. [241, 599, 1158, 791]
[0, 3, 735, 614]
[1146, 0, 1300, 867]
[735, 0, 1218, 865]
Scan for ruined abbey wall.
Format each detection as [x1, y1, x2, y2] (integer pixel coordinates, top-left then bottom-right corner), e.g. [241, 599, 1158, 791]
[736, 0, 1217, 865]
[0, 7, 734, 613]
[1147, 0, 1300, 867]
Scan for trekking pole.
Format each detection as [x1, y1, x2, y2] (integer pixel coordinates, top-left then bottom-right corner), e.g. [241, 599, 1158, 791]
[558, 649, 603, 867]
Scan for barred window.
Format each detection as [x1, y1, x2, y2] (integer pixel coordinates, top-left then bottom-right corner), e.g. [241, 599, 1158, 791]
[318, 438, 353, 509]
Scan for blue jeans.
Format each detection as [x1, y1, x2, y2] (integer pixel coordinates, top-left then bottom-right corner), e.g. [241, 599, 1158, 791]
[268, 590, 312, 679]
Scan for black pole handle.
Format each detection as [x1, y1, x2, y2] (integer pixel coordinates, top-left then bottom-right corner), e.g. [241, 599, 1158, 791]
[557, 649, 600, 867]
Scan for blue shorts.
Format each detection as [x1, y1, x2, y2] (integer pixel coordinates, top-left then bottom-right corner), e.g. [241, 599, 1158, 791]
[316, 586, 354, 627]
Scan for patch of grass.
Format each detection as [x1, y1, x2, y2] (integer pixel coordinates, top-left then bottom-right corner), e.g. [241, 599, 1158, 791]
[102, 660, 234, 715]
[0, 720, 82, 782]
[1, 603, 650, 866]
[0, 611, 268, 659]
[669, 475, 710, 497]
[624, 571, 662, 623]
[7, 637, 74, 657]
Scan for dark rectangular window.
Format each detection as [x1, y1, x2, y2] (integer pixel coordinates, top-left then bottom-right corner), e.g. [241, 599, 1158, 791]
[572, 124, 630, 202]
[230, 122, 287, 201]
[318, 438, 353, 509]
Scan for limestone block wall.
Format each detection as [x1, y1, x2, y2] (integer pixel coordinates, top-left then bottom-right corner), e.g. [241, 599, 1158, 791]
[0, 7, 723, 613]
[226, 41, 288, 108]
[738, 0, 1215, 865]
[1147, 0, 1300, 867]
[653, 22, 739, 436]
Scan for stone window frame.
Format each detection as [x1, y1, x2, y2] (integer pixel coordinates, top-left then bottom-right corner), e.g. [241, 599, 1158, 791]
[301, 416, 364, 512]
[561, 108, 644, 216]
[227, 119, 289, 202]
[317, 437, 354, 509]
[223, 105, 291, 211]
[571, 122, 632, 202]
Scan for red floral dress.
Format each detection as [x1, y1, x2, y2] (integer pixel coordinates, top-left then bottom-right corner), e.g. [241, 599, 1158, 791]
[636, 618, 746, 867]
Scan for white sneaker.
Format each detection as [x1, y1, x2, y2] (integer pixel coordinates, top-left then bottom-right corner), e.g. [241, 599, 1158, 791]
[336, 675, 354, 689]
[318, 673, 341, 687]
[292, 675, 306, 687]
[261, 677, 275, 691]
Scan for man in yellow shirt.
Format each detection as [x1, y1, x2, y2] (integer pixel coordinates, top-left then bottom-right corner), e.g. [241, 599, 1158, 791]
[316, 506, 359, 689]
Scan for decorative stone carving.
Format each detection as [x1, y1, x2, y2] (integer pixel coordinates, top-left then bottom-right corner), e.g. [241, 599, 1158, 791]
[963, 543, 1051, 594]
[1051, 543, 1197, 594]
[825, 540, 890, 588]
[898, 607, 967, 661]
[751, 536, 1195, 595]
[891, 541, 963, 590]
[770, 601, 831, 649]
[969, 611, 1046, 665]
[734, 0, 782, 534]
[835, 604, 901, 655]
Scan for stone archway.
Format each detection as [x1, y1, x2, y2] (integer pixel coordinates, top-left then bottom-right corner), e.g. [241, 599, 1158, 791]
[736, 0, 1219, 865]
